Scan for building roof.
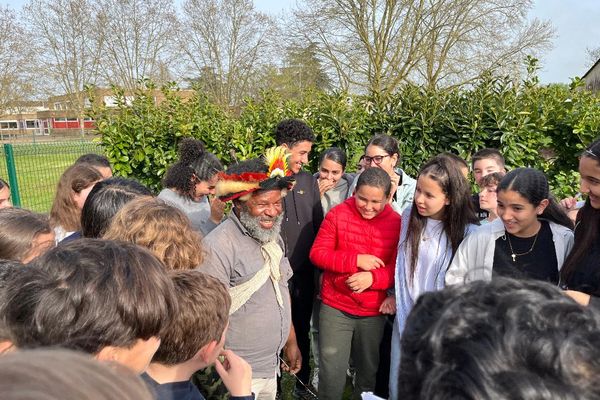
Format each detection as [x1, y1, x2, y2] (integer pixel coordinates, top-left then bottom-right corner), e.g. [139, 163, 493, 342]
[582, 58, 600, 79]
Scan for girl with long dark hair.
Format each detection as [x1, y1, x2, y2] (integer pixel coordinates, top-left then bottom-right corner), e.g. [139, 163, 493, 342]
[446, 168, 574, 285]
[388, 155, 478, 399]
[561, 138, 600, 307]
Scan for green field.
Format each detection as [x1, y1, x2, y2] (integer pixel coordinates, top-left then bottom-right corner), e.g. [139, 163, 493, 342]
[0, 141, 104, 213]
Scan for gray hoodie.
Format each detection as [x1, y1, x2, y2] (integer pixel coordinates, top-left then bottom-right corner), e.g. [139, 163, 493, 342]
[314, 173, 355, 214]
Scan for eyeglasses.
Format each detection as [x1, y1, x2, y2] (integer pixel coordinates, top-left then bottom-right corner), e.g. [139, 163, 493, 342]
[363, 154, 390, 165]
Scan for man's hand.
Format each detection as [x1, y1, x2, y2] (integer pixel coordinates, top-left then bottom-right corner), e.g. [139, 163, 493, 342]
[357, 254, 384, 271]
[209, 196, 226, 224]
[214, 349, 253, 397]
[346, 271, 373, 293]
[379, 295, 396, 314]
[282, 342, 302, 374]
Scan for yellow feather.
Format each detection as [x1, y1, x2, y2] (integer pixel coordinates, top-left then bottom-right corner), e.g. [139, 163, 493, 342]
[264, 146, 290, 177]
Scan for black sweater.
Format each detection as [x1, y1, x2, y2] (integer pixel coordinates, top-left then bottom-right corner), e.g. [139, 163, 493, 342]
[566, 237, 600, 310]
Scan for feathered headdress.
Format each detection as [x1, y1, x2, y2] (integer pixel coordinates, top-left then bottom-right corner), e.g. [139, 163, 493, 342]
[216, 146, 295, 202]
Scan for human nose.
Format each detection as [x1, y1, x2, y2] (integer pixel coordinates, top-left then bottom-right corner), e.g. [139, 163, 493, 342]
[500, 208, 512, 221]
[414, 193, 424, 205]
[263, 204, 280, 217]
[580, 178, 590, 194]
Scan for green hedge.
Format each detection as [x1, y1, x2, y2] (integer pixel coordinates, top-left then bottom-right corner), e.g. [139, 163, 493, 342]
[89, 71, 600, 199]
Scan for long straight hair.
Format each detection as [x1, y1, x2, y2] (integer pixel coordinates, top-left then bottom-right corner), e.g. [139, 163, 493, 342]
[561, 138, 600, 286]
[406, 155, 478, 282]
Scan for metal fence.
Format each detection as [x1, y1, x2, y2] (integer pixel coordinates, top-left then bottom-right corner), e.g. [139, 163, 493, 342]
[0, 141, 104, 212]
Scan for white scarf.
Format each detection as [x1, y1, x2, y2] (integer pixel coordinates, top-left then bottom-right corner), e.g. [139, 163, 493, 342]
[228, 240, 284, 315]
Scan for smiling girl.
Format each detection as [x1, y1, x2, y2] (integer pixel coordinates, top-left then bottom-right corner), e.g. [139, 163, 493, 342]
[316, 147, 354, 214]
[560, 138, 600, 308]
[350, 135, 416, 214]
[159, 138, 224, 235]
[446, 168, 574, 286]
[310, 167, 401, 400]
[388, 155, 478, 399]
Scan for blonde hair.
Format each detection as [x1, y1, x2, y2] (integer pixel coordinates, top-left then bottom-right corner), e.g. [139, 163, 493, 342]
[103, 197, 204, 270]
[50, 164, 102, 232]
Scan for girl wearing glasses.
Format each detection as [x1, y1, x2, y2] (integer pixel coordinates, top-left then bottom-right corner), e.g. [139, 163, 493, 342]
[561, 138, 600, 308]
[446, 168, 574, 286]
[352, 135, 416, 215]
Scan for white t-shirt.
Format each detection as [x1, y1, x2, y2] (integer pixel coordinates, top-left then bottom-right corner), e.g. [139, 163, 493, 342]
[408, 218, 449, 300]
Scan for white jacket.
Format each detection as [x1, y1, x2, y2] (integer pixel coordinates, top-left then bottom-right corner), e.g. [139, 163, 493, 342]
[445, 218, 574, 285]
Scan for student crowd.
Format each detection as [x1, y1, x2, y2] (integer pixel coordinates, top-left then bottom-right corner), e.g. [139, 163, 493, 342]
[1, 119, 600, 400]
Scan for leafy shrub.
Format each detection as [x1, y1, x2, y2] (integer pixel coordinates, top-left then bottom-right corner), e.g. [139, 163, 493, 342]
[90, 69, 600, 198]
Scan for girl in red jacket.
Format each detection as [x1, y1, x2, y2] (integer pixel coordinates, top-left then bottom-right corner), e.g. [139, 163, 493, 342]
[310, 167, 401, 400]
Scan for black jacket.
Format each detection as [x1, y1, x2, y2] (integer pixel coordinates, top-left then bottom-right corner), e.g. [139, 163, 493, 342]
[281, 171, 324, 274]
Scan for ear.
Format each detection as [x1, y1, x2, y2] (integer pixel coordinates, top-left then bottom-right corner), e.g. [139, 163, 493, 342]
[280, 143, 290, 151]
[445, 197, 451, 206]
[537, 198, 550, 215]
[198, 340, 219, 364]
[390, 153, 399, 167]
[95, 346, 119, 363]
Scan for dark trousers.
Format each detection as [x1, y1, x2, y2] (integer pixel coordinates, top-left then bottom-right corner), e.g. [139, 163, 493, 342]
[318, 304, 386, 400]
[289, 270, 315, 389]
[374, 315, 393, 398]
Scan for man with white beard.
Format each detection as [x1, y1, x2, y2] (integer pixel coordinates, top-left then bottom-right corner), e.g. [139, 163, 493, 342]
[201, 148, 302, 400]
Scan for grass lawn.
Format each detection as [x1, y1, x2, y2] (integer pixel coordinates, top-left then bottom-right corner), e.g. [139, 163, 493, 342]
[0, 141, 103, 213]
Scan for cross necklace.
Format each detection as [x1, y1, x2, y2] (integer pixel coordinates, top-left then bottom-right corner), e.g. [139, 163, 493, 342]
[506, 230, 540, 262]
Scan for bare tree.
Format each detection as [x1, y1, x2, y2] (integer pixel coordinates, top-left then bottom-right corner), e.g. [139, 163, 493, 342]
[0, 6, 37, 113]
[290, 0, 554, 94]
[586, 46, 600, 70]
[290, 0, 426, 94]
[23, 0, 104, 132]
[178, 0, 277, 106]
[416, 0, 554, 88]
[98, 0, 178, 90]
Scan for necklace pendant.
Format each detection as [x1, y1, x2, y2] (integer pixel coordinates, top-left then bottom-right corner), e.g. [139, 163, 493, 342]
[511, 253, 516, 262]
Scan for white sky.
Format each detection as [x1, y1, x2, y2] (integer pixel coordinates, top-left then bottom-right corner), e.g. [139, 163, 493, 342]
[4, 0, 599, 84]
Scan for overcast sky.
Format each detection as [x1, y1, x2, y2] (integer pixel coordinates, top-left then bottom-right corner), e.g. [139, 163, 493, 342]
[4, 0, 599, 84]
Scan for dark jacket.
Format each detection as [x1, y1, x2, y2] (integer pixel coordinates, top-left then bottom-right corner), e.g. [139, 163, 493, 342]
[281, 171, 324, 275]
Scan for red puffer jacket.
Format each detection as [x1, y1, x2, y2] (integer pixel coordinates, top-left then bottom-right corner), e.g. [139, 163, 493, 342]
[310, 197, 401, 316]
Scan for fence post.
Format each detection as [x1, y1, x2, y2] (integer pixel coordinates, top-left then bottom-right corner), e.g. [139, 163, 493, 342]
[3, 143, 21, 207]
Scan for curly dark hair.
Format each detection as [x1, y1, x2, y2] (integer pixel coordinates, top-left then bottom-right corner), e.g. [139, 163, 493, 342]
[274, 119, 315, 146]
[399, 277, 600, 399]
[162, 138, 223, 199]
